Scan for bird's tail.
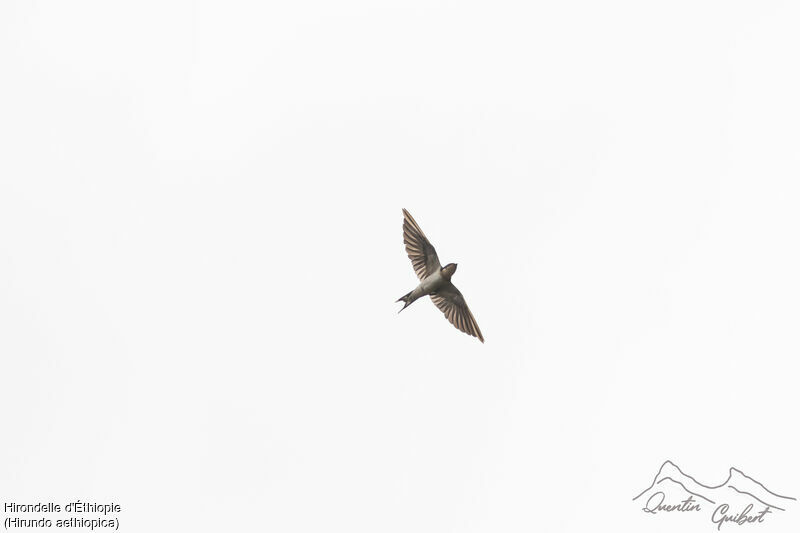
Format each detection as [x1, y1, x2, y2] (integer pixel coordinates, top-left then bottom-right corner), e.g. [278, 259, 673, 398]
[396, 291, 413, 313]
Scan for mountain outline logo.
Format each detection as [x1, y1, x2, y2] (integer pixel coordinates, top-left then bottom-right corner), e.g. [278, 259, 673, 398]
[633, 460, 796, 530]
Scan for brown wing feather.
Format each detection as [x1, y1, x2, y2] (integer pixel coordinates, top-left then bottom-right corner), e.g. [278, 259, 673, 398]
[402, 209, 441, 280]
[430, 282, 484, 343]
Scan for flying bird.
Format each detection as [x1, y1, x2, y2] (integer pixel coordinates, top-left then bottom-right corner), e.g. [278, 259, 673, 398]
[397, 208, 484, 343]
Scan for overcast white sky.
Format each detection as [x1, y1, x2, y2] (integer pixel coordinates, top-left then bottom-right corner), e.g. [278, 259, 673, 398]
[2, 1, 799, 532]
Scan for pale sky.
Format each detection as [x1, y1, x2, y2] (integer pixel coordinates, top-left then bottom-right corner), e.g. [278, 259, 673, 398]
[2, 2, 799, 532]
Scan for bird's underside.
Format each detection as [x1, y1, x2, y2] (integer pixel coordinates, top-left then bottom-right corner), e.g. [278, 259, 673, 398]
[399, 208, 484, 343]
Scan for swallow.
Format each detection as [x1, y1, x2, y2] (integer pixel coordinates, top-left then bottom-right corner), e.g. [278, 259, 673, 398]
[396, 208, 484, 343]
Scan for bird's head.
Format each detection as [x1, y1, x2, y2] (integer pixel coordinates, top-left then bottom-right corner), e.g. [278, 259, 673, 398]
[441, 263, 457, 279]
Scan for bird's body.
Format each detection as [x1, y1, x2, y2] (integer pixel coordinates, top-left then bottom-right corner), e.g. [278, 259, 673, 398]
[397, 209, 484, 343]
[398, 267, 447, 308]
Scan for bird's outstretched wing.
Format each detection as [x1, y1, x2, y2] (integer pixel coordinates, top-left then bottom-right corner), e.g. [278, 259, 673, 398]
[403, 208, 441, 280]
[430, 282, 484, 343]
